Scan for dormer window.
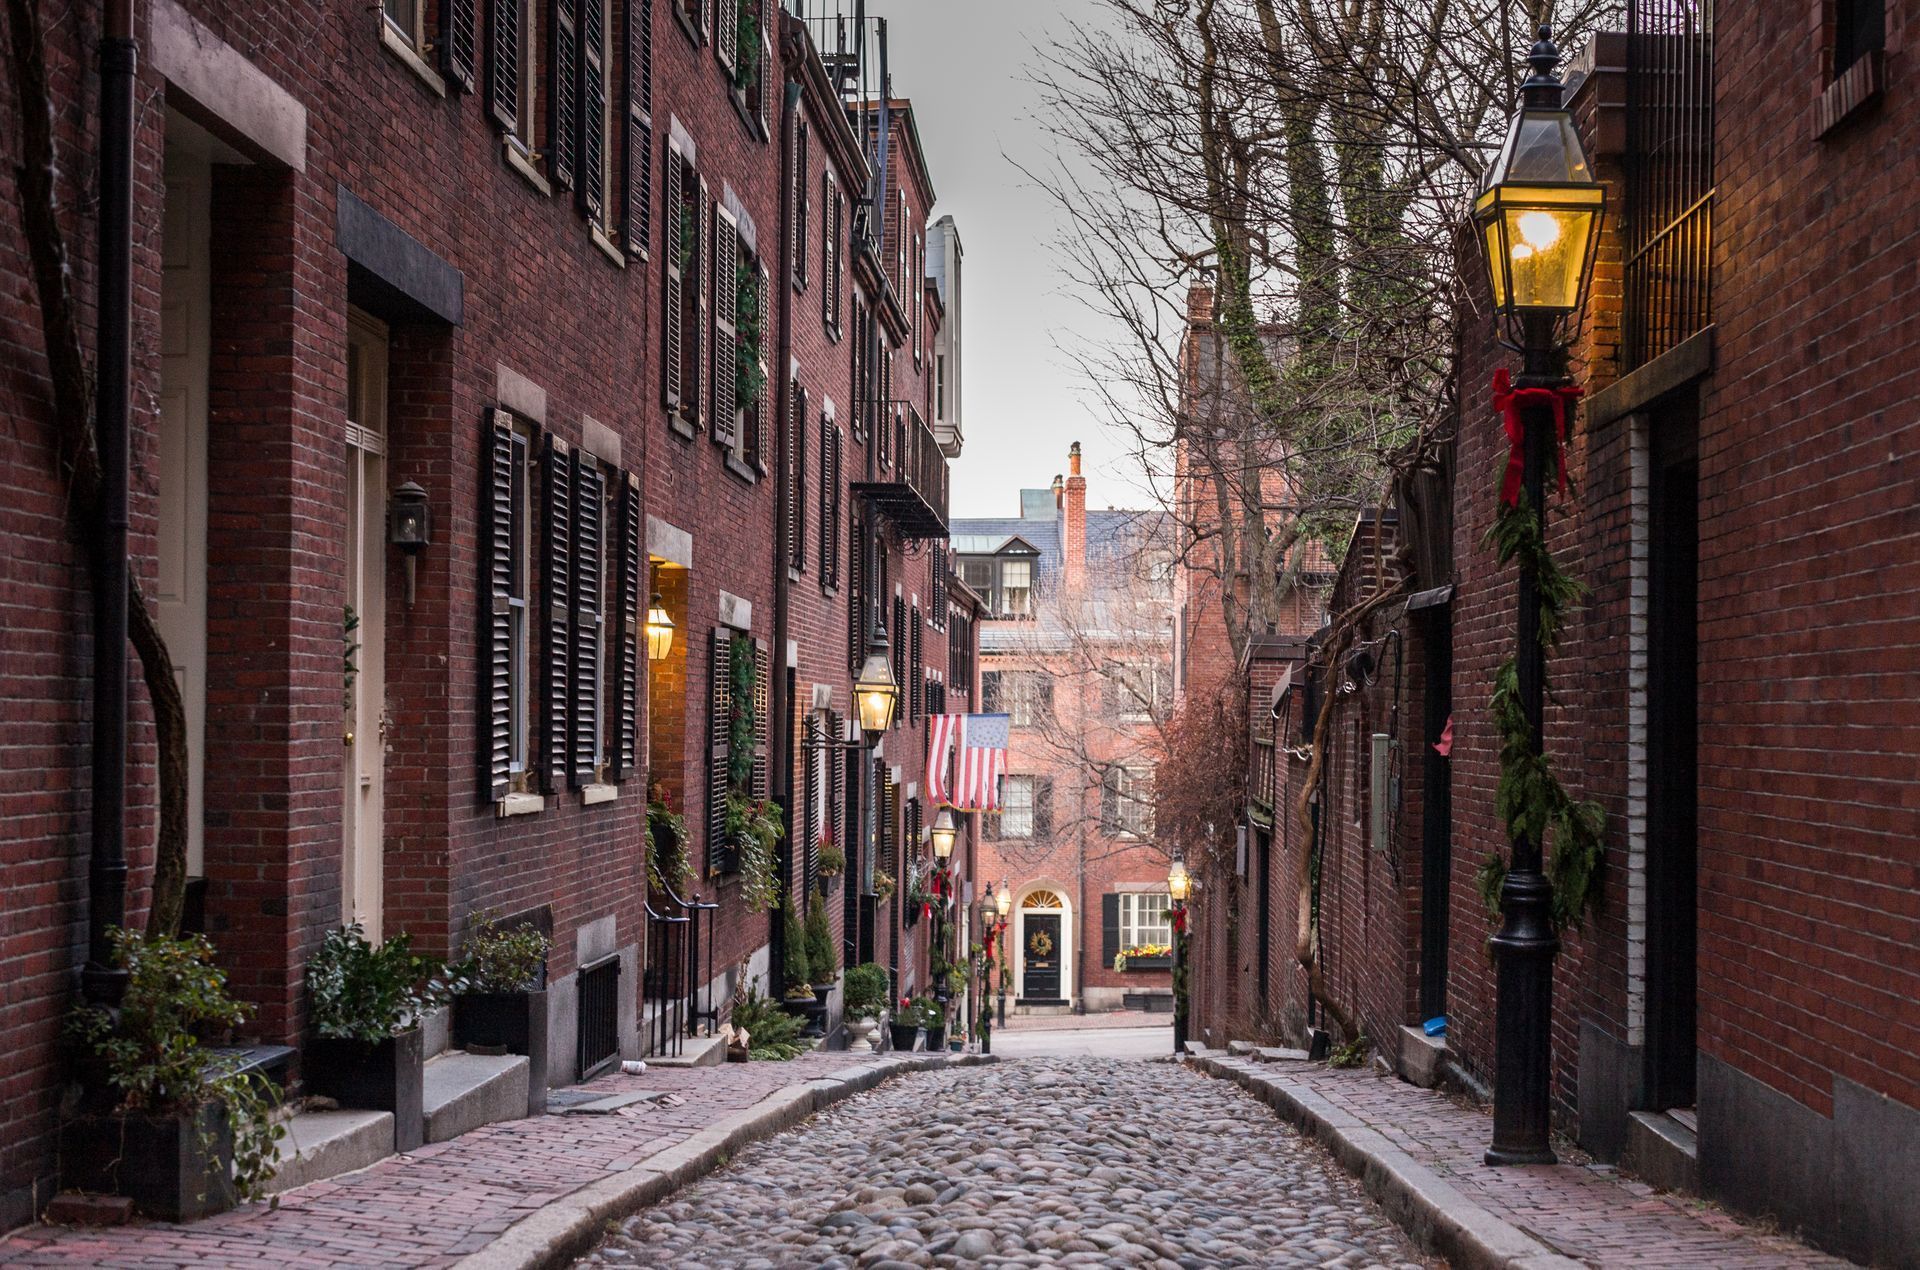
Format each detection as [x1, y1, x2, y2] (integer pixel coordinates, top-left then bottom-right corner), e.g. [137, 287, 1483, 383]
[1000, 559, 1033, 617]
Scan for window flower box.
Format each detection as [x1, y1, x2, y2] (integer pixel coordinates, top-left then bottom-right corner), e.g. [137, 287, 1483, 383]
[1113, 944, 1174, 972]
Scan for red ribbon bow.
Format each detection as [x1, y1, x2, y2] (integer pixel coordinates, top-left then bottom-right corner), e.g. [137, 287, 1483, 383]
[1491, 368, 1583, 509]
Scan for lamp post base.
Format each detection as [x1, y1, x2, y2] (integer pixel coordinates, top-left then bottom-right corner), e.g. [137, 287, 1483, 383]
[1486, 865, 1560, 1166]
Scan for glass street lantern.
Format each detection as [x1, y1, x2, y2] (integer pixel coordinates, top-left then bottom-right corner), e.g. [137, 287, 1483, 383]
[645, 593, 676, 662]
[1473, 26, 1604, 325]
[1167, 852, 1191, 904]
[931, 808, 957, 859]
[854, 618, 900, 735]
[994, 879, 1012, 919]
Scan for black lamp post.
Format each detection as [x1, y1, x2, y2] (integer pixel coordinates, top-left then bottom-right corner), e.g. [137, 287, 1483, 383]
[1470, 25, 1604, 1167]
[1167, 850, 1192, 1056]
[994, 879, 1012, 1029]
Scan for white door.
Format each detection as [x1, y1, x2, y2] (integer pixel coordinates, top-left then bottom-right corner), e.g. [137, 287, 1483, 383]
[157, 144, 210, 878]
[343, 311, 389, 940]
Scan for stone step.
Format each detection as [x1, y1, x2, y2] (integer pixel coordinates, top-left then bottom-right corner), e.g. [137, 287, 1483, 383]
[645, 1033, 728, 1068]
[266, 1108, 394, 1194]
[1625, 1109, 1699, 1195]
[1397, 1024, 1447, 1088]
[422, 1051, 530, 1144]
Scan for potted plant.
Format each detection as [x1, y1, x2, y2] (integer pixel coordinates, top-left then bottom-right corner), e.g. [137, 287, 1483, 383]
[842, 962, 888, 1052]
[727, 983, 808, 1061]
[1113, 942, 1174, 972]
[804, 890, 838, 1003]
[779, 904, 823, 1038]
[63, 929, 285, 1220]
[647, 794, 695, 897]
[917, 995, 946, 1053]
[450, 911, 550, 1114]
[872, 866, 897, 904]
[888, 996, 920, 1052]
[304, 923, 449, 1153]
[816, 836, 846, 890]
[724, 790, 784, 913]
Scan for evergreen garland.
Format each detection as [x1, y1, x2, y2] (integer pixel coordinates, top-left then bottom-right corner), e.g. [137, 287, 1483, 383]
[1479, 489, 1607, 933]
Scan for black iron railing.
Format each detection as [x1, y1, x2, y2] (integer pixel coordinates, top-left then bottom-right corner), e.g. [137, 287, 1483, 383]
[853, 402, 947, 538]
[641, 885, 720, 1058]
[577, 954, 622, 1080]
[1623, 0, 1715, 369]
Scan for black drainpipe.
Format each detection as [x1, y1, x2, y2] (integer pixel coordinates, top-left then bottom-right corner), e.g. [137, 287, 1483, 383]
[770, 67, 802, 994]
[84, 0, 136, 1005]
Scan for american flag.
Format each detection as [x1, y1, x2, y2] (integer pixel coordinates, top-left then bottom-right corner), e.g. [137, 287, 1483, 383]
[926, 713, 1010, 811]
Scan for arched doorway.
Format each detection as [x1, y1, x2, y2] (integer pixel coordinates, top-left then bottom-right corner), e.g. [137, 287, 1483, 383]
[1015, 887, 1072, 1006]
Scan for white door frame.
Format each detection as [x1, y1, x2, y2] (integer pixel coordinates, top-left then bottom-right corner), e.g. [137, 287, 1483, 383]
[343, 309, 389, 940]
[1013, 885, 1073, 1006]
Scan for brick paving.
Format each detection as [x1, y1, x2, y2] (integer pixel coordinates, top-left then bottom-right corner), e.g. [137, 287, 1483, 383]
[0, 1054, 907, 1269]
[1210, 1057, 1856, 1268]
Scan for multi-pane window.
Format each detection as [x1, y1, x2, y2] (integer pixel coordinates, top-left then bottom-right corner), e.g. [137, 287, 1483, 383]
[1834, 0, 1885, 77]
[792, 122, 809, 289]
[959, 557, 994, 595]
[1119, 893, 1172, 949]
[1102, 766, 1154, 837]
[1000, 559, 1033, 617]
[506, 427, 533, 782]
[580, 467, 613, 779]
[383, 0, 427, 53]
[1001, 776, 1035, 839]
[823, 172, 844, 337]
[1104, 659, 1170, 724]
[663, 144, 704, 427]
[1003, 672, 1052, 729]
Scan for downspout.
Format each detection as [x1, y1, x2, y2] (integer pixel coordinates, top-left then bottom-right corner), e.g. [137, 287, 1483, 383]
[771, 62, 803, 995]
[84, 0, 136, 1005]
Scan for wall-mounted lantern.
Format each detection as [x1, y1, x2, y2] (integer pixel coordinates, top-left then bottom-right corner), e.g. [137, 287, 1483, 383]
[388, 480, 431, 608]
[646, 593, 676, 662]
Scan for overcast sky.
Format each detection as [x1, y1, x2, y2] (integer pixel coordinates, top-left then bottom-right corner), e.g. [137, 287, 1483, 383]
[860, 0, 1145, 519]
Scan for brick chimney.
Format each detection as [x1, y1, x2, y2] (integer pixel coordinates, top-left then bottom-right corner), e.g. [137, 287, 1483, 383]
[1062, 442, 1087, 592]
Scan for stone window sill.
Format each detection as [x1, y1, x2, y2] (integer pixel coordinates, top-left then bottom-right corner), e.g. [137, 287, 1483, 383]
[497, 792, 545, 818]
[581, 783, 618, 807]
[1815, 51, 1883, 139]
[590, 224, 627, 268]
[381, 22, 447, 98]
[503, 140, 552, 196]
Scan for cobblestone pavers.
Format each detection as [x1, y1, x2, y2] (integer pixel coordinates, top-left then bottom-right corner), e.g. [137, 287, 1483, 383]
[0, 1054, 919, 1269]
[1203, 1055, 1854, 1269]
[585, 1056, 1433, 1268]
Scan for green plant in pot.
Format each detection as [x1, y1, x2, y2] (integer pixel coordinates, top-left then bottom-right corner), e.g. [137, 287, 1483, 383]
[646, 796, 695, 896]
[914, 994, 946, 1053]
[842, 962, 889, 1052]
[815, 836, 845, 889]
[804, 890, 838, 997]
[778, 905, 825, 1040]
[304, 923, 451, 1152]
[887, 994, 921, 1052]
[63, 929, 286, 1220]
[450, 911, 551, 1114]
[728, 983, 807, 1061]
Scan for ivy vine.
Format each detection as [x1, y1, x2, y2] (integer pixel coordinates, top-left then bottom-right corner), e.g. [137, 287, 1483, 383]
[735, 262, 765, 410]
[728, 633, 756, 791]
[1479, 490, 1607, 933]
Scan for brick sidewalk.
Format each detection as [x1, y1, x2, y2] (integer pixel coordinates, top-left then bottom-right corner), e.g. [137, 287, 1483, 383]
[0, 1054, 920, 1269]
[1201, 1055, 1854, 1268]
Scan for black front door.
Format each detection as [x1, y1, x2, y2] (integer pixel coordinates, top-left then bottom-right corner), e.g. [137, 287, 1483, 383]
[1021, 914, 1062, 1000]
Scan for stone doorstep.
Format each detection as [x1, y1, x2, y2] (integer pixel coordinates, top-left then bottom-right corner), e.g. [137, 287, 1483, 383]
[644, 1033, 728, 1068]
[1397, 1025, 1447, 1089]
[423, 1051, 531, 1144]
[1624, 1109, 1700, 1197]
[266, 1108, 395, 1195]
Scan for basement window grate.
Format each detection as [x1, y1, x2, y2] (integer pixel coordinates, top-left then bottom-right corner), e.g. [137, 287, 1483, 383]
[577, 954, 622, 1081]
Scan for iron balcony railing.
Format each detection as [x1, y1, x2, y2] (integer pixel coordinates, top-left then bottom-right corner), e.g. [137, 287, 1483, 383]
[1623, 0, 1715, 369]
[853, 400, 948, 538]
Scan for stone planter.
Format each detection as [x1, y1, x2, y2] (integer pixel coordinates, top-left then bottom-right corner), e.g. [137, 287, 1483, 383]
[848, 1016, 877, 1053]
[453, 988, 549, 1114]
[60, 1100, 235, 1221]
[304, 1026, 425, 1152]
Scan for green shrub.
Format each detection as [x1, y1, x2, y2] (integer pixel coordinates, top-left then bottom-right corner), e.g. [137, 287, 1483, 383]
[781, 903, 812, 994]
[842, 963, 889, 1019]
[730, 984, 807, 1061]
[804, 892, 837, 985]
[68, 928, 286, 1200]
[306, 924, 452, 1043]
[453, 911, 549, 993]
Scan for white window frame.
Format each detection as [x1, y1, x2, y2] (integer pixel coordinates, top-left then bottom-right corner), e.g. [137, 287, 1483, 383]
[383, 0, 426, 51]
[1119, 892, 1172, 949]
[1105, 765, 1154, 837]
[506, 425, 534, 787]
[1001, 775, 1035, 839]
[511, 0, 540, 153]
[1000, 558, 1032, 617]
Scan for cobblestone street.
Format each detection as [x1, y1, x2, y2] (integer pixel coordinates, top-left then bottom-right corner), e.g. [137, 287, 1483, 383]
[584, 1057, 1430, 1269]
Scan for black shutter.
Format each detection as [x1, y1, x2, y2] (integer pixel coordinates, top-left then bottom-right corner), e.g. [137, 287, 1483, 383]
[487, 0, 519, 130]
[821, 423, 841, 589]
[578, 0, 607, 223]
[549, 0, 580, 190]
[570, 458, 605, 786]
[791, 121, 807, 288]
[847, 518, 865, 674]
[716, 0, 736, 73]
[442, 0, 478, 91]
[712, 213, 739, 446]
[707, 628, 733, 873]
[829, 710, 846, 866]
[1102, 894, 1121, 967]
[751, 638, 771, 799]
[909, 610, 922, 724]
[787, 382, 806, 572]
[802, 714, 820, 895]
[541, 438, 576, 793]
[482, 410, 516, 801]
[891, 596, 905, 722]
[694, 181, 712, 432]
[622, 0, 654, 257]
[662, 146, 685, 411]
[611, 474, 641, 780]
[1035, 777, 1054, 840]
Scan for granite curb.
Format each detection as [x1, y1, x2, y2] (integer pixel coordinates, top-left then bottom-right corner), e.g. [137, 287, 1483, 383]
[454, 1052, 999, 1270]
[1186, 1054, 1583, 1270]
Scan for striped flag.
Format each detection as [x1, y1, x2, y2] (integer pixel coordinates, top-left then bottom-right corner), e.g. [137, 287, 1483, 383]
[927, 713, 1010, 811]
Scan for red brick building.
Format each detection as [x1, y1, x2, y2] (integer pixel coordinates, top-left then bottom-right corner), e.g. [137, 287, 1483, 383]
[953, 445, 1177, 1014]
[1185, 10, 1920, 1263]
[0, 0, 972, 1227]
